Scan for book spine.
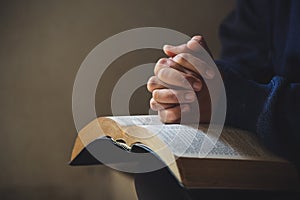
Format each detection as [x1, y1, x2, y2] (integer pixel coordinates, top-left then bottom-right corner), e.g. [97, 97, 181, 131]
[111, 139, 131, 151]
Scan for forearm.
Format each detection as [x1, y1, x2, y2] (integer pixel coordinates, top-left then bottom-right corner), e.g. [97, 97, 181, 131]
[216, 60, 300, 167]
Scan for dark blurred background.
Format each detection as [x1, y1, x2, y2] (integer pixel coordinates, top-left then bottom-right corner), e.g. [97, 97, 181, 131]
[0, 0, 234, 199]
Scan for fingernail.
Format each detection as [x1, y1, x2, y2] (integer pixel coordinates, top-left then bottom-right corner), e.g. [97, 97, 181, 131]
[181, 105, 190, 112]
[185, 92, 195, 101]
[193, 82, 202, 91]
[163, 45, 173, 50]
[158, 58, 167, 65]
[205, 69, 215, 79]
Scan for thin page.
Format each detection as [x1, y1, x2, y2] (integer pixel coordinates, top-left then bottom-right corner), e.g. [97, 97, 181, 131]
[219, 128, 283, 161]
[141, 124, 283, 161]
[106, 115, 162, 127]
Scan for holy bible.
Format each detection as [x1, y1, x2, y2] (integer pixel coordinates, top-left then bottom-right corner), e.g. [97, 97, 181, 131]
[70, 115, 299, 190]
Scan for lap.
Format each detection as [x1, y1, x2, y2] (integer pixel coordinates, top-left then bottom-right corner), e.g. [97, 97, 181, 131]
[133, 167, 299, 200]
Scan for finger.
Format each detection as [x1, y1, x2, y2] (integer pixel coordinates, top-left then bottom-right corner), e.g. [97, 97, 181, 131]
[157, 67, 202, 91]
[154, 57, 189, 77]
[191, 35, 203, 42]
[154, 58, 172, 76]
[147, 76, 173, 92]
[154, 57, 201, 80]
[187, 39, 213, 59]
[149, 98, 176, 111]
[152, 89, 196, 104]
[187, 36, 207, 51]
[172, 53, 215, 79]
[158, 104, 190, 124]
[162, 36, 215, 79]
[187, 39, 205, 52]
[163, 44, 191, 57]
[163, 36, 208, 57]
[153, 58, 202, 91]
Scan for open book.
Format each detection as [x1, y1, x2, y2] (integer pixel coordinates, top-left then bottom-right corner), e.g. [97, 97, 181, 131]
[70, 115, 299, 190]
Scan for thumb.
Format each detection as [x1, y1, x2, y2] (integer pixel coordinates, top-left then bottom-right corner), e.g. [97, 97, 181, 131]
[163, 44, 189, 57]
[187, 35, 213, 57]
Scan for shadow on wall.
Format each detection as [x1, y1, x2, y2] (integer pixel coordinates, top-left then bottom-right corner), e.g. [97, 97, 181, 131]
[0, 0, 234, 199]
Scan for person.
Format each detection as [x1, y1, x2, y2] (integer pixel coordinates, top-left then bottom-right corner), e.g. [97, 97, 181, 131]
[148, 0, 300, 169]
[135, 0, 300, 199]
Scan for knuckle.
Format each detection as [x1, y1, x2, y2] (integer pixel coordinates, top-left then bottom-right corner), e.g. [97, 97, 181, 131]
[148, 76, 157, 83]
[166, 109, 180, 123]
[175, 54, 186, 63]
[157, 68, 169, 79]
[150, 98, 157, 110]
[174, 53, 189, 66]
[153, 89, 178, 103]
[154, 65, 160, 75]
[165, 90, 177, 101]
[152, 90, 160, 101]
[159, 113, 167, 123]
[154, 62, 167, 76]
[147, 76, 157, 91]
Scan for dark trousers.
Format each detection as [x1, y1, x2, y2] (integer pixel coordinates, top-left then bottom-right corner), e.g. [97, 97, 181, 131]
[134, 167, 300, 200]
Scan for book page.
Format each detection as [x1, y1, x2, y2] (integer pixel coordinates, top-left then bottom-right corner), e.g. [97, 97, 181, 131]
[140, 124, 283, 161]
[107, 115, 283, 161]
[106, 115, 162, 127]
[141, 124, 198, 157]
[218, 128, 283, 160]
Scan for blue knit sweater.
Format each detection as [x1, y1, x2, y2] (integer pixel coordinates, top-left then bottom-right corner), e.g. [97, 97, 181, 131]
[216, 0, 300, 168]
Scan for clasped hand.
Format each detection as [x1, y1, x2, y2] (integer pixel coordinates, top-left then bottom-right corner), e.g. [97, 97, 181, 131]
[147, 36, 216, 124]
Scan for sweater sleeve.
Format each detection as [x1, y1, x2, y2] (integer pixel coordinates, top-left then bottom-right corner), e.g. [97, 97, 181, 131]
[216, 0, 300, 167]
[216, 61, 300, 165]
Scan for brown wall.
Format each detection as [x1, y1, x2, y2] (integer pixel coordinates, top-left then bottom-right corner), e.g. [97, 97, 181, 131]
[0, 0, 234, 199]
